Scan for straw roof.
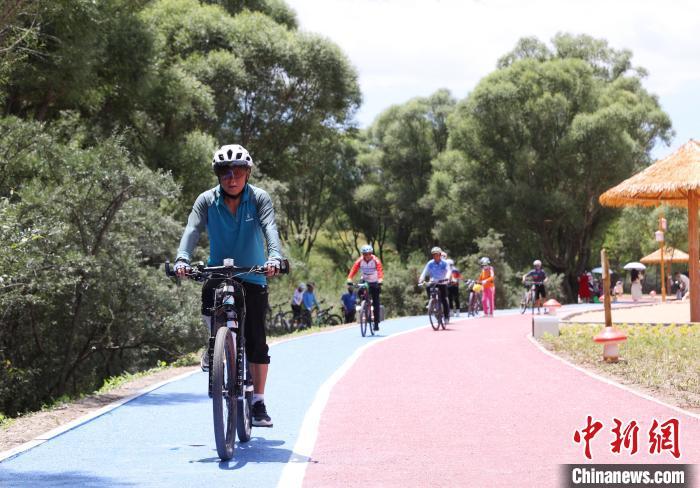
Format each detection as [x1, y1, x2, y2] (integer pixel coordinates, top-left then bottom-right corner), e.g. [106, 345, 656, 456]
[599, 139, 700, 208]
[639, 246, 689, 264]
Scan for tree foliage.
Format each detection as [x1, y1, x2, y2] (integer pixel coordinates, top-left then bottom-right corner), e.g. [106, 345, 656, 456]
[0, 118, 201, 415]
[363, 89, 457, 259]
[437, 34, 672, 298]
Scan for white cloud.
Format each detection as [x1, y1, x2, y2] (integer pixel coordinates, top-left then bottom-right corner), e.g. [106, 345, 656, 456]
[287, 0, 700, 154]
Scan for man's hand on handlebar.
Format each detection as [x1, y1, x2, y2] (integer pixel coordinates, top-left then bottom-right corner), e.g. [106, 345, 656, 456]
[174, 260, 191, 278]
[264, 258, 282, 277]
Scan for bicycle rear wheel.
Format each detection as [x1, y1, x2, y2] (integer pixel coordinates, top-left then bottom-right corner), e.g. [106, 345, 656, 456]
[212, 326, 236, 460]
[236, 363, 252, 443]
[428, 299, 440, 330]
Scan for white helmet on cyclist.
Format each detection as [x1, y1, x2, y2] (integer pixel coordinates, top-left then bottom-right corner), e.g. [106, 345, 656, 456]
[479, 257, 491, 266]
[430, 246, 443, 255]
[533, 259, 542, 267]
[360, 244, 373, 254]
[211, 144, 253, 171]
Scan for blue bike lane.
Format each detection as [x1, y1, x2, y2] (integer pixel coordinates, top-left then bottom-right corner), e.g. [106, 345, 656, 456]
[0, 316, 431, 487]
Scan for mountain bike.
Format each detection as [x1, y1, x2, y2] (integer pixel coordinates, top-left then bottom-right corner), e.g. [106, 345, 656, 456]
[464, 279, 482, 317]
[420, 279, 449, 330]
[520, 280, 541, 314]
[165, 258, 288, 460]
[354, 282, 374, 337]
[312, 301, 343, 327]
[265, 302, 292, 334]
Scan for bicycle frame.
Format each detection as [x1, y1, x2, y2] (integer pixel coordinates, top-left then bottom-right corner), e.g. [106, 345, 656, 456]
[165, 258, 289, 459]
[522, 281, 541, 314]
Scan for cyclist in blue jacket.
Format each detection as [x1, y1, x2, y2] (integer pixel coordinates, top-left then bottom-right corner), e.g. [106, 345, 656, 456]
[418, 246, 452, 319]
[174, 144, 284, 428]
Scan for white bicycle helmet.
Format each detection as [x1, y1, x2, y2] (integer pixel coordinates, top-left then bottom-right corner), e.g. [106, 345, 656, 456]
[431, 246, 443, 255]
[479, 257, 491, 266]
[360, 244, 373, 254]
[533, 259, 542, 267]
[212, 144, 253, 171]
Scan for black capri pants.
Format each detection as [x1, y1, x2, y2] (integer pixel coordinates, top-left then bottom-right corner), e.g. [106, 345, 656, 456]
[201, 278, 270, 364]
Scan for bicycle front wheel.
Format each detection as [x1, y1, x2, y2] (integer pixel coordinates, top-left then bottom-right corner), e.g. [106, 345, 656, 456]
[360, 301, 369, 337]
[428, 299, 440, 330]
[212, 326, 237, 460]
[327, 314, 343, 326]
[520, 292, 528, 314]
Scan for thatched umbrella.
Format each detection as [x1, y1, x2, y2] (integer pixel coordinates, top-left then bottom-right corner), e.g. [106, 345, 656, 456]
[639, 246, 689, 264]
[600, 139, 700, 320]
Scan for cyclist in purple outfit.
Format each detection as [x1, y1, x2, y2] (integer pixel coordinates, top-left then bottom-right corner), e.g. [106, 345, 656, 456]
[523, 259, 548, 311]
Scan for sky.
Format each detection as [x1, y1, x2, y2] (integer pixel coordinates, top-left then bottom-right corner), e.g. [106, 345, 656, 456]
[285, 0, 699, 159]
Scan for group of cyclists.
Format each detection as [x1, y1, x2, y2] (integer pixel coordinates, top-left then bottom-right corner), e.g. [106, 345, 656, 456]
[171, 142, 551, 432]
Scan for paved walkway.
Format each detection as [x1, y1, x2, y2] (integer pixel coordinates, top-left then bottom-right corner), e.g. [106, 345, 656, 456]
[304, 313, 700, 487]
[565, 296, 691, 324]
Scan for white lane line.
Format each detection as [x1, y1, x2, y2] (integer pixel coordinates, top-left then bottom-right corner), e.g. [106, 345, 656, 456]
[526, 333, 700, 421]
[276, 324, 427, 488]
[0, 369, 199, 462]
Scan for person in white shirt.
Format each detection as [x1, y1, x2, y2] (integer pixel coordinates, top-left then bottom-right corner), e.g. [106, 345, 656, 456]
[291, 283, 305, 327]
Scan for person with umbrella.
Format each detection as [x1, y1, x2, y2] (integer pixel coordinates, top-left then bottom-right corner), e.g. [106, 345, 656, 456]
[630, 268, 643, 301]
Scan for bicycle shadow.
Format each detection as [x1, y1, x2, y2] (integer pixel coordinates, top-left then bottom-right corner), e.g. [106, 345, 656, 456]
[191, 436, 309, 470]
[126, 391, 206, 407]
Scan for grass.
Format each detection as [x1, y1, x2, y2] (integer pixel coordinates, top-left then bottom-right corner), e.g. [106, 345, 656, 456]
[0, 413, 13, 429]
[540, 323, 700, 409]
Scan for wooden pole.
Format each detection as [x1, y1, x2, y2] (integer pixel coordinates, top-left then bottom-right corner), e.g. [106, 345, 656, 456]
[601, 248, 612, 328]
[689, 191, 700, 322]
[659, 213, 666, 302]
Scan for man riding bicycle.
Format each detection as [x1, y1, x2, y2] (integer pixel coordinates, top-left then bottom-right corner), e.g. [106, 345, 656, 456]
[523, 259, 548, 311]
[418, 247, 451, 319]
[347, 244, 384, 331]
[174, 143, 284, 428]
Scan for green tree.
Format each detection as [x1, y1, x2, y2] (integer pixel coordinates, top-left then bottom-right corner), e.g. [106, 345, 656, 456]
[0, 0, 39, 99]
[204, 0, 298, 29]
[443, 33, 672, 299]
[141, 0, 360, 218]
[3, 0, 154, 122]
[0, 119, 200, 414]
[364, 89, 456, 259]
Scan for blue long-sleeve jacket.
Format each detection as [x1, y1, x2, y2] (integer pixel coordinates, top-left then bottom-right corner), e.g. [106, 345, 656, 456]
[176, 184, 283, 285]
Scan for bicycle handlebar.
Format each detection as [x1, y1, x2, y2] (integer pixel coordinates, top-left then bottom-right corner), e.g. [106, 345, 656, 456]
[164, 259, 290, 282]
[418, 279, 450, 287]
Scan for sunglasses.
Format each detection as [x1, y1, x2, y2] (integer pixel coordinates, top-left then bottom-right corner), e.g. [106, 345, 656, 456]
[216, 167, 248, 180]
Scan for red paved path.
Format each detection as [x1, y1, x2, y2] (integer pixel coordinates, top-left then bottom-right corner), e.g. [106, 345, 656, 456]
[304, 314, 700, 487]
